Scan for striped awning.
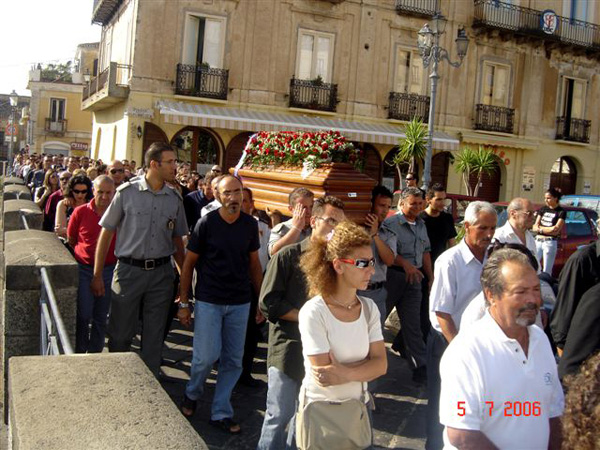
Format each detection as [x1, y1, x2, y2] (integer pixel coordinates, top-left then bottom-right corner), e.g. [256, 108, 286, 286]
[157, 100, 459, 150]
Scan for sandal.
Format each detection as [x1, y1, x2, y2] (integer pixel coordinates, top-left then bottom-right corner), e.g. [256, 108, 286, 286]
[180, 394, 197, 417]
[209, 418, 241, 434]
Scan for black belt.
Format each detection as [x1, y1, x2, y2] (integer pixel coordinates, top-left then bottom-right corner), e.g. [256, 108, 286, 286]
[536, 235, 557, 241]
[367, 281, 385, 291]
[118, 256, 171, 270]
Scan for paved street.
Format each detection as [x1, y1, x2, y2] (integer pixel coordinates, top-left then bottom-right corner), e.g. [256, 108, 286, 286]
[158, 322, 427, 449]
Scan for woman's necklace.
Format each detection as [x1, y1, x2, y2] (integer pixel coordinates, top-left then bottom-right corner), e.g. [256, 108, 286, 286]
[326, 295, 359, 310]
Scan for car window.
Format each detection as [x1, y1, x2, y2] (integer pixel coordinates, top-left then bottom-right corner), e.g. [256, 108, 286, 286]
[565, 211, 592, 237]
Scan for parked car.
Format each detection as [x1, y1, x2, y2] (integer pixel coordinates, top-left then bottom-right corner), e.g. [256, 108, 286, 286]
[389, 190, 483, 223]
[494, 202, 598, 278]
[560, 195, 600, 223]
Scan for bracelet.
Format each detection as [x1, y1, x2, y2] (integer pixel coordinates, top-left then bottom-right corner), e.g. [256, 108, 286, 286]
[178, 302, 190, 309]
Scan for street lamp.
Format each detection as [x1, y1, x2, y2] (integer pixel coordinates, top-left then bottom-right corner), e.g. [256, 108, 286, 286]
[8, 90, 19, 172]
[418, 15, 469, 190]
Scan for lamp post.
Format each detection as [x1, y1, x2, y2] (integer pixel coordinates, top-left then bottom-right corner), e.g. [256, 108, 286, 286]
[8, 90, 19, 173]
[417, 14, 469, 190]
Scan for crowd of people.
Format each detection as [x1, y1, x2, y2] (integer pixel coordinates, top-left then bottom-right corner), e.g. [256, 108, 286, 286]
[10, 146, 599, 449]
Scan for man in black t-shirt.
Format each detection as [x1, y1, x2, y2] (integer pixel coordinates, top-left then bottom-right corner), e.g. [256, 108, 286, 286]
[177, 175, 263, 434]
[420, 184, 457, 266]
[533, 188, 566, 275]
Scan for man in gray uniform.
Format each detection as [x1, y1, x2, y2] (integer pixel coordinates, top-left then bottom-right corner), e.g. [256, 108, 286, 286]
[92, 142, 187, 376]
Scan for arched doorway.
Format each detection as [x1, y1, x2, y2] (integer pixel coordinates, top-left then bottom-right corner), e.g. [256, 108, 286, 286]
[225, 132, 254, 171]
[431, 151, 451, 189]
[550, 156, 577, 195]
[170, 126, 223, 174]
[361, 144, 382, 183]
[142, 122, 169, 156]
[468, 159, 502, 202]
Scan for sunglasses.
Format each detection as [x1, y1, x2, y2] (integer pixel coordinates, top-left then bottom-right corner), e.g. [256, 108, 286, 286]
[72, 189, 88, 194]
[60, 177, 71, 181]
[405, 178, 414, 181]
[110, 169, 124, 174]
[338, 257, 376, 268]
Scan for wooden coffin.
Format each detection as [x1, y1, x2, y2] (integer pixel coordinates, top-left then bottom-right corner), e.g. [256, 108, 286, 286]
[233, 163, 377, 224]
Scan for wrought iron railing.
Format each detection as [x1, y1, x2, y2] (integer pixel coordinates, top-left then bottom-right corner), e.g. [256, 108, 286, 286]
[394, 0, 438, 17]
[20, 213, 74, 355]
[175, 64, 229, 100]
[473, 0, 600, 50]
[44, 118, 68, 134]
[289, 77, 338, 112]
[388, 92, 430, 122]
[556, 116, 591, 143]
[474, 104, 515, 133]
[82, 63, 131, 101]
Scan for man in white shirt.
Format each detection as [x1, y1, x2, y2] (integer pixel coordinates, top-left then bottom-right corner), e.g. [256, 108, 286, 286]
[426, 201, 497, 450]
[493, 197, 538, 262]
[439, 248, 563, 449]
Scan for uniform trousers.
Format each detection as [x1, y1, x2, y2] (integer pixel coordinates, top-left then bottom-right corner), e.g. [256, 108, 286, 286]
[107, 260, 175, 376]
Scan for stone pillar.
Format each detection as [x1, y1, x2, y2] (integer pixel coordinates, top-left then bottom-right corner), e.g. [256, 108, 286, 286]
[3, 200, 42, 231]
[2, 178, 24, 187]
[9, 353, 208, 449]
[2, 186, 31, 202]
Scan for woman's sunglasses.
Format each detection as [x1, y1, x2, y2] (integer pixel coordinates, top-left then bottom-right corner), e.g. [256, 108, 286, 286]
[72, 189, 88, 194]
[338, 258, 376, 268]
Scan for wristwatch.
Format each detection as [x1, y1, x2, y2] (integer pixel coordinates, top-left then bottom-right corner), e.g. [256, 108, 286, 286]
[178, 302, 190, 309]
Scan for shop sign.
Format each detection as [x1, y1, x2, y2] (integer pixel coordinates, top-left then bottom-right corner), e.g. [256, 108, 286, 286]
[70, 142, 89, 151]
[522, 166, 535, 192]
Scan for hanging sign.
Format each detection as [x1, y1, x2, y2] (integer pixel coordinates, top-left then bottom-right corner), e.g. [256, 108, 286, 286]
[541, 10, 558, 35]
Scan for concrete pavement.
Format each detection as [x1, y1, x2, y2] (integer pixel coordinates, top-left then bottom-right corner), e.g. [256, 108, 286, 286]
[158, 323, 427, 450]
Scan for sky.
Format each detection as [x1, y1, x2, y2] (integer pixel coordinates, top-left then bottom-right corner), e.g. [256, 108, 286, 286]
[1, 0, 101, 97]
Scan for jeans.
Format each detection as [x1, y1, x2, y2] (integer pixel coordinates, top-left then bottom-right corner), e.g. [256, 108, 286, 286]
[185, 301, 250, 421]
[536, 238, 558, 275]
[76, 263, 114, 353]
[257, 366, 300, 450]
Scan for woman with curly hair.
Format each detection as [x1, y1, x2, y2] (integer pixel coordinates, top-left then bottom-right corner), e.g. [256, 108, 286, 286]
[297, 220, 387, 449]
[562, 352, 600, 450]
[55, 175, 93, 239]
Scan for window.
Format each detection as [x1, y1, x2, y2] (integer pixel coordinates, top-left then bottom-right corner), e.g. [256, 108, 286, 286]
[570, 0, 587, 21]
[50, 98, 65, 122]
[296, 29, 334, 82]
[480, 62, 510, 106]
[560, 77, 586, 119]
[565, 211, 592, 237]
[182, 14, 226, 67]
[393, 47, 426, 94]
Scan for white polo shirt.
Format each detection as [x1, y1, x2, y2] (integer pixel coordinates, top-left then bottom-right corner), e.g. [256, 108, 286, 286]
[429, 239, 485, 333]
[493, 221, 540, 269]
[440, 312, 564, 450]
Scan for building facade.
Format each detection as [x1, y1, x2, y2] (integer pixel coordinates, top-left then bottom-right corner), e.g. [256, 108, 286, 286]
[27, 43, 99, 157]
[0, 94, 30, 161]
[85, 0, 600, 201]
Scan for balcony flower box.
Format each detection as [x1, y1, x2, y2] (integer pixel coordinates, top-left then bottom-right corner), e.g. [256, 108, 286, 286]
[232, 131, 376, 223]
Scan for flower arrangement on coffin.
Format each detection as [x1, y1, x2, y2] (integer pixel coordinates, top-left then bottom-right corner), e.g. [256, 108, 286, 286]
[242, 130, 365, 173]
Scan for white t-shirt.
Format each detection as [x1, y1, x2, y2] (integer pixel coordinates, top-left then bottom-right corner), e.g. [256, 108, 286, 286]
[298, 295, 383, 403]
[256, 218, 270, 272]
[440, 312, 564, 450]
[429, 240, 484, 333]
[493, 221, 540, 271]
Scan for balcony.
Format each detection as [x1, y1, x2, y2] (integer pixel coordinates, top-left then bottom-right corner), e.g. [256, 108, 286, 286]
[44, 118, 67, 135]
[474, 104, 515, 134]
[92, 0, 123, 25]
[395, 0, 437, 18]
[289, 77, 338, 112]
[175, 64, 229, 100]
[473, 0, 600, 52]
[556, 117, 591, 143]
[81, 62, 131, 112]
[388, 92, 430, 122]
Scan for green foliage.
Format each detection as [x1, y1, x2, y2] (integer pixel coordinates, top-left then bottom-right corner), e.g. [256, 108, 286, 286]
[312, 75, 324, 86]
[390, 118, 428, 186]
[454, 145, 498, 196]
[40, 61, 73, 83]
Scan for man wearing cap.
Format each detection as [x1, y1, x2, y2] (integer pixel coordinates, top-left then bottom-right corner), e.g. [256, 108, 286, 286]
[92, 142, 187, 377]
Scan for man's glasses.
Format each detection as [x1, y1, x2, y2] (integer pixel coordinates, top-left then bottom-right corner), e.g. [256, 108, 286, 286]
[339, 258, 376, 269]
[72, 189, 88, 195]
[316, 216, 339, 227]
[405, 177, 414, 181]
[110, 169, 124, 174]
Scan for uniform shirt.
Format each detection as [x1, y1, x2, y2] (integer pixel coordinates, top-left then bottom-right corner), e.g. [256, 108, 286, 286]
[550, 240, 600, 348]
[188, 209, 259, 305]
[368, 226, 397, 284]
[382, 211, 431, 268]
[268, 218, 311, 256]
[68, 199, 117, 266]
[493, 221, 538, 263]
[420, 210, 457, 265]
[260, 238, 310, 381]
[429, 239, 484, 333]
[440, 312, 564, 450]
[99, 176, 188, 259]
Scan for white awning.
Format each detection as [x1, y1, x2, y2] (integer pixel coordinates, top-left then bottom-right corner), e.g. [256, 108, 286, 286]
[157, 100, 459, 150]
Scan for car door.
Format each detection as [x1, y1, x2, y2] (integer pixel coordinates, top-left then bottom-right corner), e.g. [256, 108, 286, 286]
[556, 210, 596, 276]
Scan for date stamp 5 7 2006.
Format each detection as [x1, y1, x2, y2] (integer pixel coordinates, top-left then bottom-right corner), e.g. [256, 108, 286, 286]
[457, 401, 542, 417]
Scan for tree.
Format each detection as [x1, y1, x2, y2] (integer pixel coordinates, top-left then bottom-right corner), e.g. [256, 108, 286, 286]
[389, 118, 428, 188]
[40, 61, 73, 83]
[454, 145, 498, 197]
